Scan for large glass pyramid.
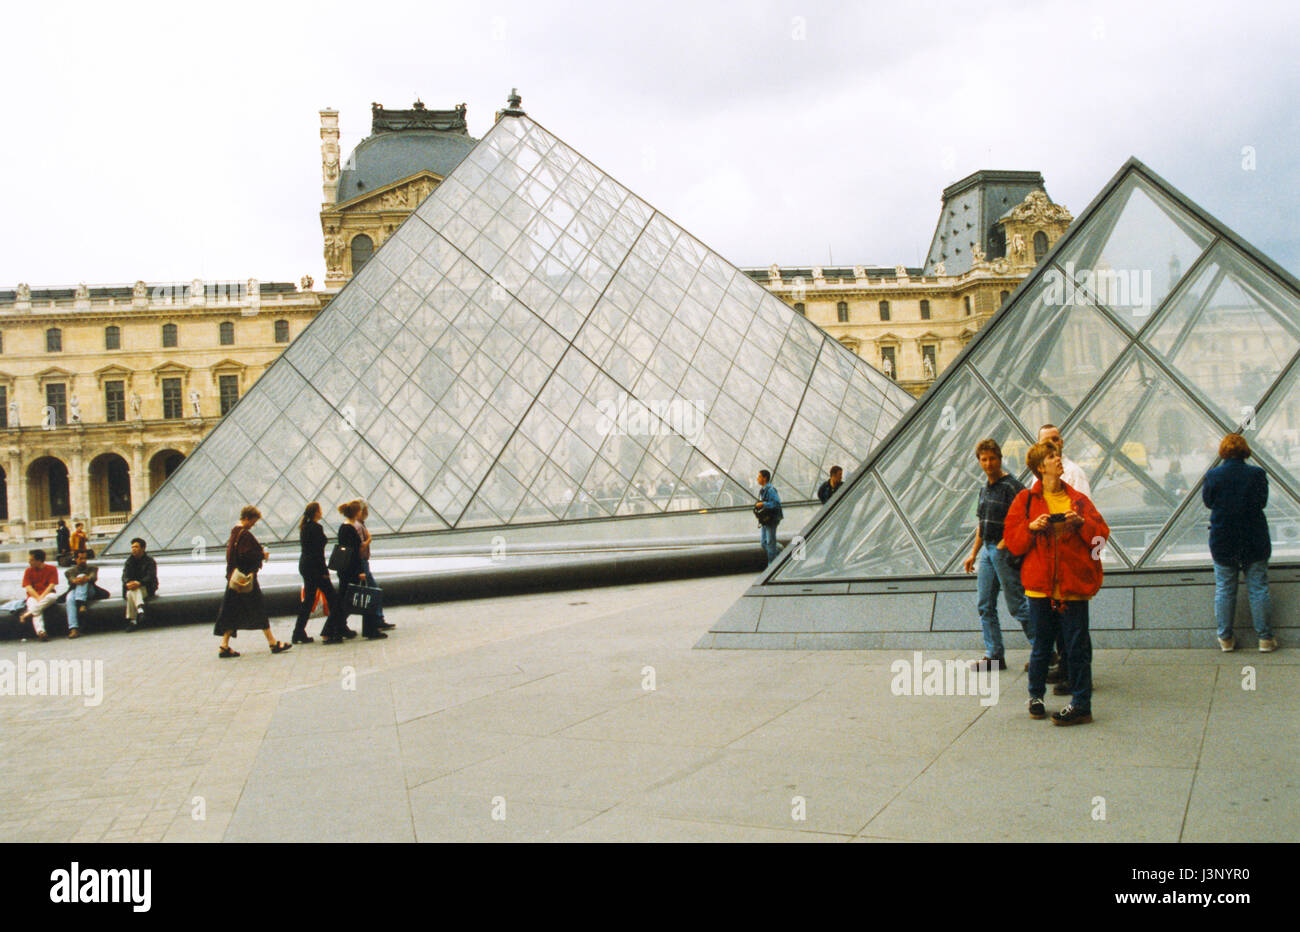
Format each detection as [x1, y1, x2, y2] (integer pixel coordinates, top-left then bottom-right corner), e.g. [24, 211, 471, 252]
[761, 159, 1300, 585]
[106, 111, 913, 555]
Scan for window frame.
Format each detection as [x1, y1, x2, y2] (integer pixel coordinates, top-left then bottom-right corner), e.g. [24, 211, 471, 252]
[162, 322, 178, 348]
[161, 377, 183, 420]
[105, 325, 121, 350]
[219, 321, 235, 346]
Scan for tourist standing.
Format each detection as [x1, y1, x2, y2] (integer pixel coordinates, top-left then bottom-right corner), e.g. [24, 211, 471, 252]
[1203, 433, 1277, 652]
[213, 506, 291, 658]
[69, 522, 89, 557]
[122, 537, 158, 631]
[56, 520, 71, 565]
[962, 439, 1033, 671]
[321, 501, 383, 642]
[293, 502, 335, 644]
[1004, 441, 1109, 726]
[755, 470, 783, 566]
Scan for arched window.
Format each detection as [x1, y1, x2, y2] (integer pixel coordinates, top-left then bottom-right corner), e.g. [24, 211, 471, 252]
[837, 301, 849, 323]
[963, 296, 972, 316]
[105, 325, 121, 350]
[162, 323, 178, 347]
[274, 319, 290, 342]
[46, 328, 62, 352]
[919, 299, 931, 320]
[793, 303, 805, 317]
[1033, 231, 1049, 263]
[351, 234, 374, 275]
[879, 300, 890, 321]
[219, 321, 235, 346]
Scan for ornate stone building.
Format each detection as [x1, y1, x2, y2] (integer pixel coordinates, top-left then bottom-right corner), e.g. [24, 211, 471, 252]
[746, 171, 1073, 395]
[0, 281, 322, 543]
[320, 101, 478, 287]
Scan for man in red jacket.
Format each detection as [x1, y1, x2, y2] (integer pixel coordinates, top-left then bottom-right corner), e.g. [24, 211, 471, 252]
[1004, 441, 1110, 725]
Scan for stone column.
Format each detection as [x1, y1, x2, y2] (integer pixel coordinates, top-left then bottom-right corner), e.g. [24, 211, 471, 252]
[7, 448, 24, 542]
[320, 109, 340, 207]
[130, 439, 146, 517]
[69, 443, 88, 525]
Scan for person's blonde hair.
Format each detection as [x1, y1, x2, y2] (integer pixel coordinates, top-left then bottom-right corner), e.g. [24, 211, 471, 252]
[1025, 440, 1060, 479]
[1219, 433, 1252, 460]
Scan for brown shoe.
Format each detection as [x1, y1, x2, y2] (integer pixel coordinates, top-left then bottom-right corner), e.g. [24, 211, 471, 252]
[68, 629, 80, 639]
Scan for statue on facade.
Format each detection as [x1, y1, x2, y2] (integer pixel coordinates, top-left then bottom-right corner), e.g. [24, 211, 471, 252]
[923, 355, 936, 380]
[8, 400, 18, 427]
[189, 389, 202, 418]
[971, 243, 986, 264]
[882, 355, 894, 379]
[300, 274, 314, 291]
[853, 265, 866, 281]
[130, 393, 142, 420]
[933, 262, 946, 276]
[1011, 233, 1026, 260]
[133, 280, 147, 300]
[68, 394, 82, 424]
[894, 264, 908, 279]
[75, 283, 89, 301]
[16, 283, 30, 302]
[324, 231, 346, 270]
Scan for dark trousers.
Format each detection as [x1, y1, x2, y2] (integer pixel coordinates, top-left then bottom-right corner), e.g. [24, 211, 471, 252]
[294, 572, 337, 633]
[1027, 597, 1093, 712]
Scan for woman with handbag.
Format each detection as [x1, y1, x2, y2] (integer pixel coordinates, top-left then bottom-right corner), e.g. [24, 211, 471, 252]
[356, 501, 393, 631]
[321, 500, 385, 643]
[214, 505, 291, 658]
[292, 502, 335, 644]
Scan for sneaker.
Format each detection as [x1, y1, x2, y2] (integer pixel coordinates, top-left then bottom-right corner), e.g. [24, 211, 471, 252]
[1258, 638, 1278, 653]
[1052, 681, 1073, 696]
[1028, 698, 1047, 719]
[969, 656, 1006, 672]
[1051, 704, 1093, 726]
[1217, 636, 1235, 652]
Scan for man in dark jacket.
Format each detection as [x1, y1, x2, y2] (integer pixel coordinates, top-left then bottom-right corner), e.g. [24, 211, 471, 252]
[817, 466, 843, 505]
[1203, 434, 1276, 652]
[122, 538, 159, 631]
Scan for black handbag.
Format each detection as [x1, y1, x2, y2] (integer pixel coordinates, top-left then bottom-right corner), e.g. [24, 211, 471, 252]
[328, 544, 350, 572]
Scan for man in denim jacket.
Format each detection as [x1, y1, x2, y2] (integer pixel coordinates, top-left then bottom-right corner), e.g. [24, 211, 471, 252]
[756, 470, 783, 566]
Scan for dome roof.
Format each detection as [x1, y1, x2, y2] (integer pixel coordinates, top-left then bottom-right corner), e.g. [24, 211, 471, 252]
[336, 130, 476, 204]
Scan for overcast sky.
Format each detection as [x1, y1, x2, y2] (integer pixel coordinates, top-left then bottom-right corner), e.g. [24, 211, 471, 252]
[3, 0, 1297, 288]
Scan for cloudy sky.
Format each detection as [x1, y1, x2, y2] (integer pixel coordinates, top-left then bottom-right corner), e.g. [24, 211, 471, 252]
[3, 0, 1297, 288]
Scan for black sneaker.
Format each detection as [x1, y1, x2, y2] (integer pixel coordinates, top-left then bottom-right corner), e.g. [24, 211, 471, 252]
[1027, 698, 1047, 719]
[1051, 704, 1093, 726]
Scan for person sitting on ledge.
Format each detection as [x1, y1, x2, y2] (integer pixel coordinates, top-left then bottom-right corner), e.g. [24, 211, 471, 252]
[18, 549, 60, 642]
[60, 551, 110, 639]
[122, 538, 159, 631]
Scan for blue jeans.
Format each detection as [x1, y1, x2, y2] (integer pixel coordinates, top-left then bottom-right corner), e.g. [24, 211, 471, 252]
[1214, 560, 1272, 640]
[976, 543, 1033, 658]
[1027, 598, 1092, 712]
[65, 582, 90, 629]
[760, 524, 779, 565]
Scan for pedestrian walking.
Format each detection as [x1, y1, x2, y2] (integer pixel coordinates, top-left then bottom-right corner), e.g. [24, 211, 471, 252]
[292, 502, 336, 644]
[962, 439, 1033, 670]
[356, 501, 393, 631]
[321, 500, 383, 643]
[1004, 441, 1109, 726]
[1203, 433, 1277, 652]
[213, 506, 291, 658]
[755, 470, 783, 566]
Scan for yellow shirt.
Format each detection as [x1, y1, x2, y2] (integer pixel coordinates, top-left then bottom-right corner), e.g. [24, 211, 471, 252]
[1025, 487, 1079, 600]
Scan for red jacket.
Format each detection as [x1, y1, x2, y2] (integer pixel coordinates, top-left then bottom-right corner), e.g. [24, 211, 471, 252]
[1003, 480, 1109, 601]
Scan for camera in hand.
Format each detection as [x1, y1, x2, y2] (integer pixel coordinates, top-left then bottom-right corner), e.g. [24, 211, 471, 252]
[1047, 513, 1067, 523]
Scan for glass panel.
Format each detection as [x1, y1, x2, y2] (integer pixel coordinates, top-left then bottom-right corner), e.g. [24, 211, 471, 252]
[878, 366, 1026, 569]
[773, 472, 932, 580]
[1070, 348, 1223, 561]
[972, 277, 1131, 433]
[1144, 241, 1300, 425]
[1056, 173, 1213, 330]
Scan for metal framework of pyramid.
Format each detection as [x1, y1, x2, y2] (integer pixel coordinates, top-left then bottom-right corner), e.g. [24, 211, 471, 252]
[106, 112, 913, 556]
[703, 158, 1300, 649]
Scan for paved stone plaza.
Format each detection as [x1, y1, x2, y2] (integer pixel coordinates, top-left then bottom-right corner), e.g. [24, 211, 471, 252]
[0, 573, 1295, 842]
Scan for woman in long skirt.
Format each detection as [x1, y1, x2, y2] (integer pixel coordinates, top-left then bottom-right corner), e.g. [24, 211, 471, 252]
[214, 505, 291, 658]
